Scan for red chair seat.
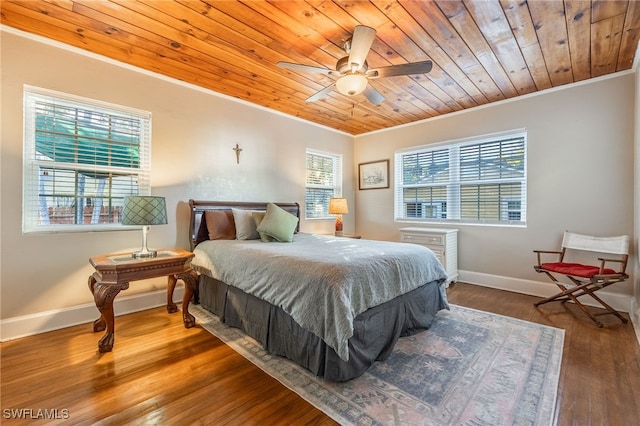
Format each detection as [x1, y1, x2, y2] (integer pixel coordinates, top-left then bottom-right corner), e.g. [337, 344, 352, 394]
[540, 262, 616, 278]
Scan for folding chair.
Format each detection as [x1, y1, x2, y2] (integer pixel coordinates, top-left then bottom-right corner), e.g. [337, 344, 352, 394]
[533, 231, 629, 327]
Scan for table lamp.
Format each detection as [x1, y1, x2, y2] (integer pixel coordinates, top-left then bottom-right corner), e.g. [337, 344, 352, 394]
[122, 196, 168, 258]
[328, 197, 349, 237]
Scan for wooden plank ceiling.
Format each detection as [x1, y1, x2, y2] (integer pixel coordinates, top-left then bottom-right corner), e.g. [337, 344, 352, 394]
[2, 1, 640, 135]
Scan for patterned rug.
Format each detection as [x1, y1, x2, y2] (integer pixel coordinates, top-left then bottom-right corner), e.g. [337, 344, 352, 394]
[191, 304, 564, 426]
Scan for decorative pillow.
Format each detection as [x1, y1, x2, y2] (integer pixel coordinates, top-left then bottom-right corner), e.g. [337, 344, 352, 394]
[256, 203, 299, 242]
[232, 208, 260, 240]
[204, 210, 236, 240]
[252, 211, 275, 242]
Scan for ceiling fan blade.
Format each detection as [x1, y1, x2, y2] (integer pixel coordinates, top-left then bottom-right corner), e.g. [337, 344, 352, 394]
[306, 84, 335, 102]
[367, 60, 433, 78]
[277, 61, 334, 75]
[363, 85, 385, 105]
[348, 25, 376, 71]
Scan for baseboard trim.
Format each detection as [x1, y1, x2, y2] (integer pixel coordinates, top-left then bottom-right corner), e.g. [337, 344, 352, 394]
[458, 270, 640, 345]
[458, 270, 633, 313]
[631, 297, 640, 347]
[0, 287, 184, 342]
[2, 273, 636, 344]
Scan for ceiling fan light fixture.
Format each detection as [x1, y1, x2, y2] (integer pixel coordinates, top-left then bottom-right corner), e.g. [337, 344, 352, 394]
[335, 74, 368, 96]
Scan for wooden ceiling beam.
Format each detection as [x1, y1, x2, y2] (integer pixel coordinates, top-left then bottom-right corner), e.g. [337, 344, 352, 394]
[526, 0, 574, 86]
[618, 0, 640, 70]
[500, 0, 553, 91]
[436, 0, 520, 100]
[591, 12, 626, 76]
[564, 1, 592, 82]
[398, 0, 497, 105]
[464, 0, 538, 96]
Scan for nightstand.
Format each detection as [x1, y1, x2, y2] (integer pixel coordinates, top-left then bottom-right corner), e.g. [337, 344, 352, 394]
[88, 248, 197, 352]
[399, 227, 458, 286]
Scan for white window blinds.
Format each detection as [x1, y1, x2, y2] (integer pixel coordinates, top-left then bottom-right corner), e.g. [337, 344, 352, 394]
[305, 149, 342, 219]
[23, 87, 151, 233]
[395, 130, 526, 225]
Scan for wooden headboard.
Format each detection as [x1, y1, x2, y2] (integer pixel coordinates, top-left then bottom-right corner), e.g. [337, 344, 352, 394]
[188, 200, 301, 250]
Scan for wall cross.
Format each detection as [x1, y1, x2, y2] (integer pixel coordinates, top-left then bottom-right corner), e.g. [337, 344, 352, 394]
[233, 143, 243, 164]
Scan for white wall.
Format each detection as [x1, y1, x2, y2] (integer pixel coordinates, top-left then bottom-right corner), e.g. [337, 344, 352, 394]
[354, 73, 636, 309]
[0, 29, 353, 337]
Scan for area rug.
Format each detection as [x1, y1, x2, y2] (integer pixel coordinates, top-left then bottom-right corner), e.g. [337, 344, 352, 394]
[190, 304, 564, 426]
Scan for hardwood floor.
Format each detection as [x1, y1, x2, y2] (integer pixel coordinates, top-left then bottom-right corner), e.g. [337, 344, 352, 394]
[1, 283, 639, 425]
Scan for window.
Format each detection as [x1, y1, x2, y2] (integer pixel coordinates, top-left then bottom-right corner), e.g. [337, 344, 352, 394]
[23, 87, 152, 233]
[395, 130, 526, 225]
[305, 149, 342, 219]
[406, 201, 447, 219]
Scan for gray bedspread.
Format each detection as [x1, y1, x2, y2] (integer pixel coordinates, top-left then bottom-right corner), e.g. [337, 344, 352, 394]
[192, 233, 448, 360]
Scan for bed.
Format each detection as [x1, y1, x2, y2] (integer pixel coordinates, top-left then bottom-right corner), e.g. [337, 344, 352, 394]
[188, 200, 449, 381]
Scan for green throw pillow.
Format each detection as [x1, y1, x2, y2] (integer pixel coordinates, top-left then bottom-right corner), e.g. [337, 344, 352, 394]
[256, 203, 299, 242]
[252, 211, 275, 242]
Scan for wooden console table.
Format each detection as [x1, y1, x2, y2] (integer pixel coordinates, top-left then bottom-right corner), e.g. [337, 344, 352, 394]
[88, 248, 197, 353]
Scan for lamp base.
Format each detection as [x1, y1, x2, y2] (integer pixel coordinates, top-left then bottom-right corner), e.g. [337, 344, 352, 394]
[334, 215, 344, 237]
[131, 226, 157, 258]
[131, 250, 158, 259]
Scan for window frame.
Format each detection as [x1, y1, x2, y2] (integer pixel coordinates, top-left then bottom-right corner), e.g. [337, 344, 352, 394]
[305, 149, 343, 220]
[394, 129, 527, 226]
[22, 86, 152, 234]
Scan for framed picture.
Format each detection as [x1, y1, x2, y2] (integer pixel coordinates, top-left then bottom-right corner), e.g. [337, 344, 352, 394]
[359, 159, 389, 190]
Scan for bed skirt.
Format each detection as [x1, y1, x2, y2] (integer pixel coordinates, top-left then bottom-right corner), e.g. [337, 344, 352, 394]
[198, 275, 448, 381]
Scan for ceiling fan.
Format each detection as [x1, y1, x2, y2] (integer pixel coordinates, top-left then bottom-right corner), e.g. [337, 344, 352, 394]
[277, 25, 433, 105]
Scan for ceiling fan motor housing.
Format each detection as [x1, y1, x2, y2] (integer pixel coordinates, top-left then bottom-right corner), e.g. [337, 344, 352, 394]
[336, 56, 368, 74]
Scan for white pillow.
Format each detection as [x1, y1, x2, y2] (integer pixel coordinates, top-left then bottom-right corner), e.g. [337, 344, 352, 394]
[231, 208, 260, 240]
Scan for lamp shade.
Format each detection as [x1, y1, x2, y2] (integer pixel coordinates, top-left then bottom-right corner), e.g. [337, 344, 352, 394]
[122, 196, 168, 226]
[329, 198, 349, 214]
[335, 74, 368, 96]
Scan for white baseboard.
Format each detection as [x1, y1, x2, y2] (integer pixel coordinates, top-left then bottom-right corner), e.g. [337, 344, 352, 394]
[0, 287, 184, 342]
[2, 272, 637, 345]
[631, 298, 640, 346]
[458, 271, 640, 346]
[458, 270, 633, 313]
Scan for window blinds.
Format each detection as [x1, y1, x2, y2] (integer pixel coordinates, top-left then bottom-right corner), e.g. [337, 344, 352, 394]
[305, 150, 342, 219]
[23, 88, 151, 232]
[395, 131, 526, 225]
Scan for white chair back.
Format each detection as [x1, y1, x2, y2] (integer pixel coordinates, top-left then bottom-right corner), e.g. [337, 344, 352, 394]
[562, 232, 629, 255]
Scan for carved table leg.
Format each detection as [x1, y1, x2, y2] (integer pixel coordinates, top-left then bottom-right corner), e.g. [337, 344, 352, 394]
[88, 275, 106, 333]
[167, 275, 178, 313]
[90, 277, 129, 353]
[175, 270, 198, 328]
